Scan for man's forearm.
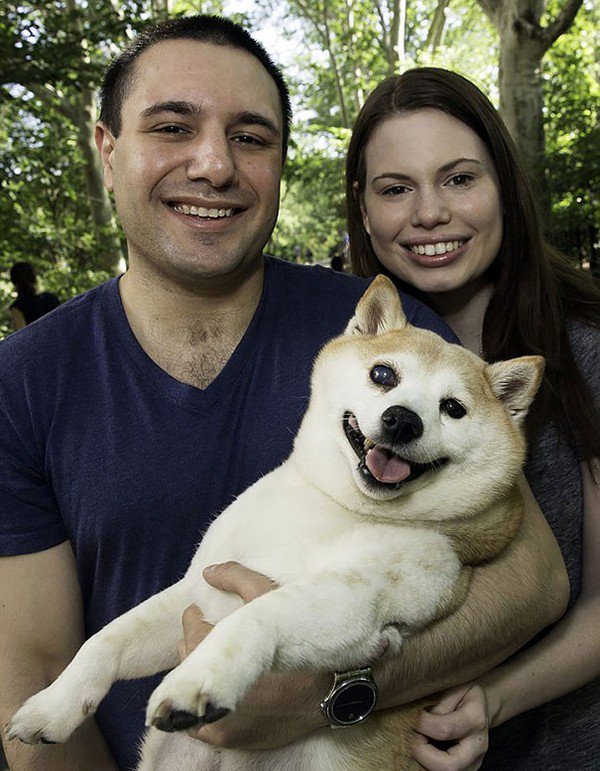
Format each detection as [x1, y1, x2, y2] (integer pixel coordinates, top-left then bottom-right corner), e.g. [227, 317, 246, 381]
[375, 480, 569, 707]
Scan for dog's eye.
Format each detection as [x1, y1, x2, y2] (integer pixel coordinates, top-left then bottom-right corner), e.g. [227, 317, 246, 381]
[440, 398, 467, 419]
[370, 365, 397, 387]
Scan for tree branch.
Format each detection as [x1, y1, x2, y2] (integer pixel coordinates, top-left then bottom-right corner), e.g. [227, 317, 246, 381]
[540, 0, 584, 49]
[476, 0, 501, 26]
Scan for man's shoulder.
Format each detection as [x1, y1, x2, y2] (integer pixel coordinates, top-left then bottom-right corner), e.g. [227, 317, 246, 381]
[265, 257, 456, 342]
[0, 280, 113, 369]
[268, 256, 371, 297]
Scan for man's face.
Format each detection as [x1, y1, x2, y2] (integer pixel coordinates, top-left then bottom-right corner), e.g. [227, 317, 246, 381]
[96, 40, 283, 286]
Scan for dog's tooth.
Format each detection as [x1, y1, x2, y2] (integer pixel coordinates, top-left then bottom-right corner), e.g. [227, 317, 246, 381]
[364, 438, 375, 450]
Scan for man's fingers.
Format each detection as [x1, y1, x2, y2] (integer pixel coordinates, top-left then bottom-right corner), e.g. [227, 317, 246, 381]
[203, 561, 277, 602]
[180, 604, 214, 657]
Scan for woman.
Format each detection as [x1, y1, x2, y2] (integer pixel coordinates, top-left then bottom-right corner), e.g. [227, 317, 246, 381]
[346, 67, 600, 770]
[9, 261, 60, 331]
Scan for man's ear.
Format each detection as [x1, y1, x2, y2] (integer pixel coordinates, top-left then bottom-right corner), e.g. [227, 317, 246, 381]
[94, 122, 116, 193]
[485, 356, 545, 423]
[345, 275, 407, 337]
[353, 181, 371, 236]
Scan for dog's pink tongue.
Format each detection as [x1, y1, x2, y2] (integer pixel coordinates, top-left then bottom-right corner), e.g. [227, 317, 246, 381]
[365, 446, 411, 483]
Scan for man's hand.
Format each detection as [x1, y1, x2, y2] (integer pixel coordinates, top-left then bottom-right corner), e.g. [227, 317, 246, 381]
[177, 562, 328, 750]
[412, 684, 490, 771]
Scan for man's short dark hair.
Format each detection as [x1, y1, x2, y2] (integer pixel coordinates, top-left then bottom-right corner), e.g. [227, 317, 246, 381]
[99, 15, 292, 160]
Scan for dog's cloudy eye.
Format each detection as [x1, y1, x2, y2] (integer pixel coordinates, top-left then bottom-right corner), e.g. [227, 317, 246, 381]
[440, 398, 467, 419]
[370, 365, 397, 387]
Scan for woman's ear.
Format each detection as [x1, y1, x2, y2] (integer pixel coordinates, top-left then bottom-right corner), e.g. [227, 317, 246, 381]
[353, 181, 371, 236]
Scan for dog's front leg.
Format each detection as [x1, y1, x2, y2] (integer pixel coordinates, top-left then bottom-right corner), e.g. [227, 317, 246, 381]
[145, 574, 387, 732]
[8, 579, 191, 746]
[145, 527, 460, 733]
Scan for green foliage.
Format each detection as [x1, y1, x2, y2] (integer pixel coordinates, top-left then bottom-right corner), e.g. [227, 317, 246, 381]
[542, 0, 598, 270]
[0, 0, 595, 285]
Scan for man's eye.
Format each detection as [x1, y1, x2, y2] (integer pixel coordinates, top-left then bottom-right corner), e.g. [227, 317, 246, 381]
[155, 125, 189, 134]
[233, 134, 264, 145]
[370, 365, 397, 387]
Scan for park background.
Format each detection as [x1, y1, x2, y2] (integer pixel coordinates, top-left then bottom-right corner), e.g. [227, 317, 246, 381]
[0, 0, 597, 340]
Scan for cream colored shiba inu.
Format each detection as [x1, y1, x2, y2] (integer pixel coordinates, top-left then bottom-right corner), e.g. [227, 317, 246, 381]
[8, 276, 544, 770]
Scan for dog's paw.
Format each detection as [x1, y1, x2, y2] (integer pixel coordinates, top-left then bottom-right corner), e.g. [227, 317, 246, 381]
[6, 687, 93, 745]
[150, 700, 230, 733]
[145, 669, 234, 733]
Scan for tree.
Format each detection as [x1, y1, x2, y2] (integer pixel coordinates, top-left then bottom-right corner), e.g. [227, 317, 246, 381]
[0, 1, 136, 273]
[475, 0, 584, 188]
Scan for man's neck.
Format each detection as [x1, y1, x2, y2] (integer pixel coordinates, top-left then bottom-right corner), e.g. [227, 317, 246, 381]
[118, 258, 265, 389]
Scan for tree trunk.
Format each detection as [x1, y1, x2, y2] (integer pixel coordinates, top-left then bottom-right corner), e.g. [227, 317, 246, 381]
[72, 87, 125, 274]
[389, 0, 406, 73]
[478, 0, 584, 197]
[497, 16, 546, 190]
[426, 0, 450, 52]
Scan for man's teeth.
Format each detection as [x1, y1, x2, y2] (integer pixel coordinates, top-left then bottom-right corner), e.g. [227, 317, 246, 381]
[410, 240, 463, 256]
[172, 204, 234, 218]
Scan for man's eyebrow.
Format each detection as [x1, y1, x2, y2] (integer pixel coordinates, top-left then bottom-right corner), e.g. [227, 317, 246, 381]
[139, 103, 280, 136]
[139, 101, 199, 119]
[233, 111, 280, 137]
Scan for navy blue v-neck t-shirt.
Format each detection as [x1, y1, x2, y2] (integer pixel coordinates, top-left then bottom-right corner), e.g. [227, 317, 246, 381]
[0, 256, 456, 769]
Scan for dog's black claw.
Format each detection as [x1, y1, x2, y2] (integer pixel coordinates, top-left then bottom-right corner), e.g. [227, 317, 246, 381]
[40, 737, 57, 745]
[154, 709, 200, 733]
[202, 702, 230, 725]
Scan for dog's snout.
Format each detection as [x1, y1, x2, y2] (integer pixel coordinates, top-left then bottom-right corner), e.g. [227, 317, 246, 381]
[381, 406, 423, 443]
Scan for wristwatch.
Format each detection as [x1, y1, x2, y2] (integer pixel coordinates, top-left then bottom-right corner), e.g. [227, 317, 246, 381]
[320, 666, 379, 728]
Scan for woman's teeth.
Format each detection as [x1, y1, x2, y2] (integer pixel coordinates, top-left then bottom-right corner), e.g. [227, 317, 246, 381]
[409, 240, 464, 256]
[173, 204, 234, 218]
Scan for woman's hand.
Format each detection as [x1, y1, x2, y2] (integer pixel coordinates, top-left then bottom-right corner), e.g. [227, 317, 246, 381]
[412, 684, 491, 771]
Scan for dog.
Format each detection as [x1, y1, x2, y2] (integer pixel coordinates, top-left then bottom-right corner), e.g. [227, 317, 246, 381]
[8, 275, 544, 769]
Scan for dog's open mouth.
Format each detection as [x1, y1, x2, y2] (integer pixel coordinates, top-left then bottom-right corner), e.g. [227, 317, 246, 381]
[343, 411, 448, 489]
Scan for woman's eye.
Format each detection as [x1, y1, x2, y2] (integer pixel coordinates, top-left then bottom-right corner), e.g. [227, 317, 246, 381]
[370, 365, 397, 387]
[382, 184, 410, 196]
[447, 173, 474, 187]
[440, 398, 467, 419]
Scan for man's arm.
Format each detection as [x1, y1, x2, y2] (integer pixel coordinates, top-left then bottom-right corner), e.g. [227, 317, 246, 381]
[182, 477, 568, 749]
[0, 542, 117, 770]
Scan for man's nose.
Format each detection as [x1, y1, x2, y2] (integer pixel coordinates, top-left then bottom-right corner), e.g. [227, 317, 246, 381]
[185, 130, 236, 188]
[410, 187, 451, 229]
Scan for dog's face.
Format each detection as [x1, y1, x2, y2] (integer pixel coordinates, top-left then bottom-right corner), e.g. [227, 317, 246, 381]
[300, 277, 544, 516]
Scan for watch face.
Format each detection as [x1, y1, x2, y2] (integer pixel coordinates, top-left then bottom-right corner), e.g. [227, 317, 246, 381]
[332, 681, 377, 725]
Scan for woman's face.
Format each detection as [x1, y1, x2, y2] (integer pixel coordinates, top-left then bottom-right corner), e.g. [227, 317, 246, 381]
[359, 109, 503, 298]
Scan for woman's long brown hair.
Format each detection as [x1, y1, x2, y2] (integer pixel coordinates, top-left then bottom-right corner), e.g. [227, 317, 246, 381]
[346, 68, 600, 464]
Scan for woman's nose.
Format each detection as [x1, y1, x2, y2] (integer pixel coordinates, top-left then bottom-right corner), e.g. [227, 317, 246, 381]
[410, 188, 451, 229]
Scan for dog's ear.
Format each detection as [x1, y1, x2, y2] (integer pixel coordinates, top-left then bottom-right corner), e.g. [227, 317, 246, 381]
[485, 356, 545, 422]
[345, 275, 407, 337]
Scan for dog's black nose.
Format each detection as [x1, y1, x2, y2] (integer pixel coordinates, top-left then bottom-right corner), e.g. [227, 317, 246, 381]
[381, 406, 423, 443]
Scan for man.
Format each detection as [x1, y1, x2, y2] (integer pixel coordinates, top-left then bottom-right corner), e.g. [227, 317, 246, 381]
[0, 16, 567, 771]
